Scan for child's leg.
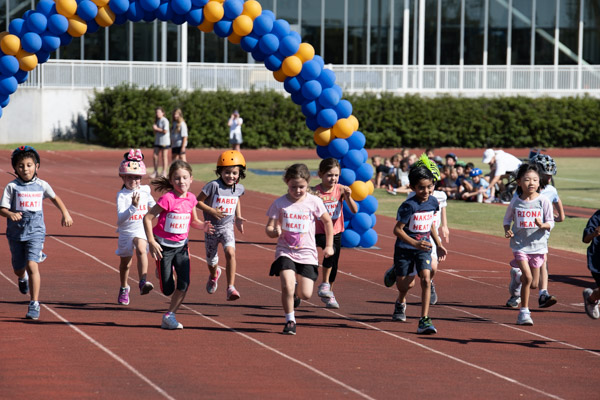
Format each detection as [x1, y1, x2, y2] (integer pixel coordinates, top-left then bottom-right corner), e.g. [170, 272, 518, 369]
[418, 268, 432, 317]
[119, 256, 133, 288]
[396, 275, 416, 304]
[13, 267, 26, 280]
[517, 260, 533, 309]
[133, 238, 149, 281]
[167, 289, 187, 313]
[161, 148, 169, 175]
[26, 261, 40, 302]
[321, 266, 332, 285]
[296, 275, 315, 300]
[280, 269, 296, 314]
[530, 266, 540, 291]
[152, 147, 159, 174]
[224, 246, 236, 287]
[539, 255, 548, 292]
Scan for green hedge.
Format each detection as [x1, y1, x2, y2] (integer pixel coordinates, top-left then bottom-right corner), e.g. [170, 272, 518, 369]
[87, 85, 600, 148]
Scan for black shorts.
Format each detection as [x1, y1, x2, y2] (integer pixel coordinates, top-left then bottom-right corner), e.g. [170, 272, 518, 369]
[270, 256, 318, 281]
[315, 233, 341, 269]
[393, 247, 432, 277]
[171, 146, 185, 155]
[154, 144, 170, 150]
[156, 243, 190, 296]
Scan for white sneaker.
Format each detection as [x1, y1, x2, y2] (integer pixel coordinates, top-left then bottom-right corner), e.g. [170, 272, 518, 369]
[161, 312, 183, 330]
[583, 288, 600, 319]
[508, 267, 522, 297]
[317, 282, 333, 298]
[516, 310, 533, 326]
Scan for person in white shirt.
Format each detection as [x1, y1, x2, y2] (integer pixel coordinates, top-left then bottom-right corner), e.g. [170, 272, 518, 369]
[228, 110, 243, 151]
[482, 148, 522, 202]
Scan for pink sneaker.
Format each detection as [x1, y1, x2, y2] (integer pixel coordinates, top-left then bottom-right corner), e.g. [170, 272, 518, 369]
[227, 286, 240, 301]
[118, 286, 130, 305]
[206, 268, 221, 294]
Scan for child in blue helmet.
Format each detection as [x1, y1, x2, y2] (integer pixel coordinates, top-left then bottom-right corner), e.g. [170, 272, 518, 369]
[461, 168, 490, 203]
[0, 146, 73, 320]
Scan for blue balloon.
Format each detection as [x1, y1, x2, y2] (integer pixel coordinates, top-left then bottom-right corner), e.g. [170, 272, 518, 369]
[110, 0, 130, 14]
[313, 55, 325, 69]
[316, 145, 331, 160]
[258, 33, 279, 55]
[114, 12, 128, 24]
[0, 56, 19, 76]
[223, 0, 243, 19]
[0, 107, 2, 118]
[156, 2, 174, 21]
[318, 68, 336, 88]
[0, 94, 9, 108]
[253, 13, 274, 36]
[343, 196, 359, 216]
[332, 84, 343, 98]
[127, 1, 144, 22]
[283, 75, 303, 93]
[48, 14, 69, 35]
[14, 69, 29, 84]
[171, 0, 192, 14]
[262, 10, 275, 19]
[142, 10, 156, 22]
[214, 19, 233, 37]
[301, 100, 321, 118]
[279, 34, 300, 57]
[360, 148, 369, 163]
[77, 0, 99, 21]
[328, 138, 349, 159]
[271, 19, 290, 38]
[339, 167, 356, 186]
[316, 108, 338, 128]
[347, 130, 365, 150]
[301, 80, 322, 101]
[140, 0, 160, 12]
[171, 12, 187, 24]
[186, 7, 204, 25]
[350, 212, 371, 234]
[335, 98, 352, 119]
[26, 12, 48, 34]
[0, 76, 18, 95]
[342, 149, 363, 170]
[356, 162, 374, 182]
[192, 0, 209, 6]
[59, 32, 72, 46]
[22, 32, 42, 54]
[251, 47, 266, 61]
[264, 53, 283, 71]
[9, 19, 27, 36]
[358, 196, 378, 215]
[341, 229, 361, 248]
[87, 18, 100, 33]
[370, 213, 377, 228]
[290, 90, 304, 105]
[318, 87, 340, 109]
[305, 116, 319, 131]
[36, 0, 57, 16]
[300, 60, 322, 81]
[36, 50, 51, 64]
[344, 219, 350, 229]
[240, 34, 259, 52]
[359, 229, 378, 248]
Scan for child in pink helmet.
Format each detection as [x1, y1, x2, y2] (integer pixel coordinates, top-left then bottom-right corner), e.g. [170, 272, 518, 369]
[115, 149, 156, 305]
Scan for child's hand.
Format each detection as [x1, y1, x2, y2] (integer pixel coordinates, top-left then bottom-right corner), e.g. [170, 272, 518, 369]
[62, 213, 73, 227]
[323, 245, 335, 258]
[441, 226, 450, 244]
[8, 211, 22, 222]
[235, 216, 245, 233]
[341, 185, 352, 197]
[535, 217, 543, 228]
[414, 239, 432, 251]
[203, 220, 214, 234]
[132, 192, 140, 207]
[210, 207, 224, 220]
[149, 241, 163, 260]
[437, 245, 448, 262]
[505, 229, 514, 238]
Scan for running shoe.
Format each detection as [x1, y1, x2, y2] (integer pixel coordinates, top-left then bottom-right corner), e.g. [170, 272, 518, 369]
[18, 277, 29, 295]
[538, 293, 557, 308]
[206, 268, 221, 294]
[161, 312, 183, 330]
[317, 282, 333, 298]
[417, 316, 437, 334]
[282, 321, 296, 335]
[139, 279, 154, 295]
[227, 286, 240, 301]
[321, 294, 340, 309]
[118, 286, 130, 305]
[26, 301, 40, 320]
[392, 301, 406, 322]
[384, 266, 396, 288]
[506, 295, 521, 308]
[583, 288, 600, 319]
[508, 267, 522, 296]
[430, 280, 438, 305]
[516, 310, 534, 326]
[293, 295, 301, 309]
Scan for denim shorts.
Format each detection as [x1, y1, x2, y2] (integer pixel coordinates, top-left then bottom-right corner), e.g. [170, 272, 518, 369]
[393, 248, 432, 277]
[9, 238, 46, 271]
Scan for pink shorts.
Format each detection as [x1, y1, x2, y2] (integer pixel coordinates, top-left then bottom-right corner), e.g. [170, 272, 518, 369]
[510, 252, 545, 269]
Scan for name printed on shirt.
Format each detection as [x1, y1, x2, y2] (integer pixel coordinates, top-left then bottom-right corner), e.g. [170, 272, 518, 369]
[516, 208, 542, 228]
[213, 196, 238, 216]
[16, 191, 43, 211]
[323, 200, 342, 220]
[130, 204, 148, 221]
[408, 211, 435, 233]
[283, 210, 310, 233]
[165, 212, 191, 234]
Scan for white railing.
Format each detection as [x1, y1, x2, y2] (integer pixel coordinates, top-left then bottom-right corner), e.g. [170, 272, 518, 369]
[20, 60, 600, 96]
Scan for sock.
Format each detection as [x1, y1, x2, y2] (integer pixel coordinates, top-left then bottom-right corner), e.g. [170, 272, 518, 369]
[285, 312, 295, 323]
[520, 307, 530, 313]
[18, 276, 28, 282]
[30, 300, 38, 306]
[539, 289, 548, 297]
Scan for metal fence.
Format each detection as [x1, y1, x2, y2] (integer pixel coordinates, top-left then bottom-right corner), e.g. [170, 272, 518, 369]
[20, 60, 600, 96]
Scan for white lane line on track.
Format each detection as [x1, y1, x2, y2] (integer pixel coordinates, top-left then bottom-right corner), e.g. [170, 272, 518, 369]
[0, 270, 175, 400]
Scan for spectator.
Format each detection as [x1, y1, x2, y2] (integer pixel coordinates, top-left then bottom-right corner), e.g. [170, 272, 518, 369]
[461, 168, 490, 203]
[482, 148, 522, 203]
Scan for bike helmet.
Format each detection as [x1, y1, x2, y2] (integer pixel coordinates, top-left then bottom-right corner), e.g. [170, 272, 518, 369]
[530, 154, 557, 176]
[414, 153, 441, 183]
[469, 168, 483, 177]
[11, 145, 40, 169]
[119, 149, 146, 176]
[217, 150, 246, 168]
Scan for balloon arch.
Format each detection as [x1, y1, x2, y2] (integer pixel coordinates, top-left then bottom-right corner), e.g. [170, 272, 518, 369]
[0, 0, 378, 248]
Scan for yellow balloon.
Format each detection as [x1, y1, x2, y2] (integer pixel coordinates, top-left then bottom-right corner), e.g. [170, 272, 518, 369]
[232, 15, 253, 36]
[281, 56, 302, 77]
[332, 118, 354, 139]
[365, 180, 374, 195]
[204, 1, 224, 23]
[228, 32, 242, 44]
[348, 114, 359, 131]
[313, 127, 333, 146]
[91, 0, 109, 6]
[272, 69, 287, 83]
[0, 34, 21, 56]
[17, 50, 38, 72]
[95, 5, 116, 28]
[56, 0, 78, 18]
[295, 43, 315, 63]
[67, 16, 87, 37]
[350, 181, 368, 201]
[242, 0, 262, 19]
[197, 19, 214, 33]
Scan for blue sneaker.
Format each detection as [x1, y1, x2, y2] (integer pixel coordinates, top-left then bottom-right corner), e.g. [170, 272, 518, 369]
[417, 316, 437, 334]
[161, 312, 183, 330]
[384, 266, 396, 288]
[26, 301, 40, 320]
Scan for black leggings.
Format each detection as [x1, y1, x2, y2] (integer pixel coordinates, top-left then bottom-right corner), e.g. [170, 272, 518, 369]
[156, 243, 190, 296]
[315, 233, 342, 284]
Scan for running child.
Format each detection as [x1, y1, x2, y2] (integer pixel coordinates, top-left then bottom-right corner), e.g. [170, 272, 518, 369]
[384, 155, 447, 334]
[143, 160, 212, 330]
[197, 150, 246, 301]
[0, 146, 73, 320]
[313, 158, 358, 309]
[115, 149, 156, 306]
[503, 163, 554, 326]
[582, 208, 600, 319]
[265, 164, 334, 335]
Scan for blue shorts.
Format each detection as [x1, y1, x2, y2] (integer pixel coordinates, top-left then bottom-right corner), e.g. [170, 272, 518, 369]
[9, 238, 46, 271]
[393, 248, 432, 277]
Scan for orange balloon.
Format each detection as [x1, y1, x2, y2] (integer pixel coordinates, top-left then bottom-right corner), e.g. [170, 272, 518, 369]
[56, 0, 78, 18]
[91, 0, 109, 6]
[0, 34, 21, 56]
[365, 180, 374, 195]
[350, 181, 368, 201]
[281, 56, 302, 77]
[198, 19, 214, 33]
[17, 49, 38, 72]
[228, 32, 242, 44]
[313, 127, 333, 146]
[95, 5, 116, 27]
[68, 16, 87, 37]
[232, 15, 253, 36]
[348, 114, 359, 131]
[204, 1, 224, 23]
[272, 69, 287, 83]
[242, 0, 262, 19]
[332, 118, 354, 139]
[295, 43, 315, 63]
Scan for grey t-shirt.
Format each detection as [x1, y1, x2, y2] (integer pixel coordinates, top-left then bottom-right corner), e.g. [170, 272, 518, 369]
[503, 195, 554, 254]
[171, 121, 188, 148]
[154, 117, 170, 146]
[201, 178, 245, 228]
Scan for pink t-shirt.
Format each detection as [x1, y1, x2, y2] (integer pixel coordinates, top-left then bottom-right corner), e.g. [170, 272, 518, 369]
[266, 193, 328, 265]
[153, 191, 198, 244]
[314, 183, 345, 235]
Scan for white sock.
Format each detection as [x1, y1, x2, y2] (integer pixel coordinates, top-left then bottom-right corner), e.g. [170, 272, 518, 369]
[520, 307, 530, 313]
[285, 312, 295, 323]
[539, 289, 548, 296]
[30, 300, 39, 306]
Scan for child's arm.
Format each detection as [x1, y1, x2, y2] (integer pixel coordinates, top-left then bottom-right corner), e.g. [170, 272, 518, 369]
[320, 211, 335, 257]
[535, 198, 555, 231]
[553, 199, 565, 223]
[503, 203, 514, 238]
[440, 206, 449, 243]
[583, 226, 600, 243]
[430, 227, 447, 261]
[340, 185, 359, 214]
[117, 192, 138, 226]
[190, 206, 213, 233]
[144, 204, 164, 260]
[265, 217, 281, 238]
[393, 221, 432, 251]
[234, 200, 246, 233]
[196, 191, 224, 220]
[50, 195, 73, 227]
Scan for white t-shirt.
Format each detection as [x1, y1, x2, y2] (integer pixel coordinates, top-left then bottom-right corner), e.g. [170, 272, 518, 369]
[492, 150, 522, 177]
[116, 185, 156, 238]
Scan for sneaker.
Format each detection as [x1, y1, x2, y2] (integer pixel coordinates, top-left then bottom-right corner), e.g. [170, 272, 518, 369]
[538, 293, 557, 308]
[293, 295, 301, 309]
[206, 268, 221, 294]
[317, 282, 333, 298]
[282, 320, 296, 335]
[26, 301, 40, 320]
[392, 301, 406, 322]
[506, 295, 521, 308]
[321, 294, 340, 309]
[417, 316, 437, 334]
[161, 312, 183, 330]
[384, 266, 396, 288]
[139, 279, 154, 295]
[484, 196, 496, 204]
[18, 277, 29, 295]
[508, 267, 522, 296]
[430, 280, 438, 305]
[226, 286, 240, 301]
[516, 310, 534, 326]
[386, 189, 397, 195]
[583, 288, 600, 319]
[118, 286, 130, 305]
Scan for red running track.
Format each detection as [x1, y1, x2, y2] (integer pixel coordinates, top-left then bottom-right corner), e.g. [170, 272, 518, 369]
[0, 149, 598, 399]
